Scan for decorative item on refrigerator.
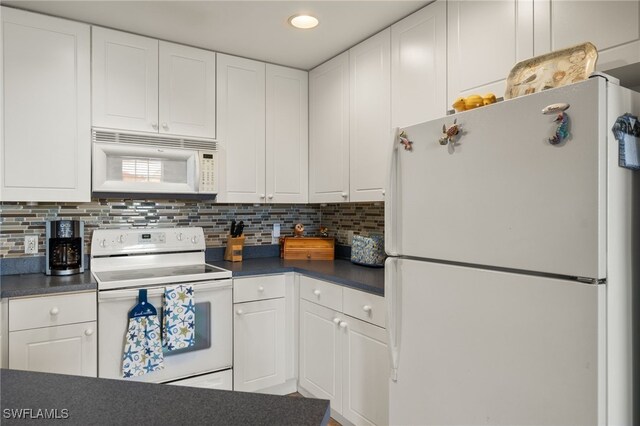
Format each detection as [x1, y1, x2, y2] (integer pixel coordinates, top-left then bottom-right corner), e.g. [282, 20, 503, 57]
[122, 289, 164, 378]
[351, 234, 385, 267]
[163, 284, 196, 351]
[612, 113, 640, 170]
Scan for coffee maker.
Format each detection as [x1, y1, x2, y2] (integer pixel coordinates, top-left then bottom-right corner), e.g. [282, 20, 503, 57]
[46, 220, 84, 276]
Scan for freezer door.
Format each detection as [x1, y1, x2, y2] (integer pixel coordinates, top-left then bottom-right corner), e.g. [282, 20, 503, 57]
[386, 78, 606, 279]
[386, 257, 604, 426]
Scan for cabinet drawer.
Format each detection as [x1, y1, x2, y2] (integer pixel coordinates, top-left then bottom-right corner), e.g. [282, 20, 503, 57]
[300, 276, 343, 312]
[9, 292, 96, 332]
[343, 287, 386, 328]
[233, 275, 285, 303]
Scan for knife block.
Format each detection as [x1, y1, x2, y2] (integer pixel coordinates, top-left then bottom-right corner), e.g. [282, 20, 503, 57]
[224, 235, 245, 262]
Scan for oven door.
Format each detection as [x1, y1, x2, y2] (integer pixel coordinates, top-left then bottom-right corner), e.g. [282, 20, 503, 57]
[98, 279, 232, 383]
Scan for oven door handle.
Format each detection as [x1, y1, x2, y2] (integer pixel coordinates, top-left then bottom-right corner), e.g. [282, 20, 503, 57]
[98, 279, 232, 302]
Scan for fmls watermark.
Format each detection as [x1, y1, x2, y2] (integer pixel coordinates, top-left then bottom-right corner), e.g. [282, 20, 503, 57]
[3, 408, 70, 420]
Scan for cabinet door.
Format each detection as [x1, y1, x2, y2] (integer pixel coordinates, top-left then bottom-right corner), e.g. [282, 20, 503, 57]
[448, 0, 533, 100]
[217, 54, 266, 203]
[266, 65, 309, 204]
[309, 52, 350, 203]
[534, 0, 640, 70]
[342, 316, 389, 426]
[1, 8, 90, 202]
[233, 299, 285, 392]
[9, 321, 97, 377]
[349, 29, 391, 202]
[391, 0, 447, 128]
[299, 299, 343, 412]
[92, 27, 159, 133]
[159, 41, 216, 139]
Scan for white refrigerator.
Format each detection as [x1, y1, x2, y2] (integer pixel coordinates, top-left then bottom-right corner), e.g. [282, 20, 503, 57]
[385, 77, 639, 425]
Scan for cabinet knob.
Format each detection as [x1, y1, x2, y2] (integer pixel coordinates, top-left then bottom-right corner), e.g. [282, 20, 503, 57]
[313, 289, 321, 296]
[267, 194, 273, 199]
[333, 318, 341, 324]
[382, 190, 386, 196]
[362, 305, 372, 313]
[341, 192, 348, 198]
[49, 307, 59, 316]
[236, 309, 244, 315]
[339, 321, 348, 329]
[260, 194, 266, 199]
[162, 123, 168, 130]
[258, 286, 265, 292]
[84, 328, 94, 336]
[152, 122, 158, 130]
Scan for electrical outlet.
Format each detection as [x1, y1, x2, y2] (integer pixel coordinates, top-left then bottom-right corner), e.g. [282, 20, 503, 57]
[24, 235, 38, 254]
[271, 223, 281, 244]
[347, 230, 354, 245]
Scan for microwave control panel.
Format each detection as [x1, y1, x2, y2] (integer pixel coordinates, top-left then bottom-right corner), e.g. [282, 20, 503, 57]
[199, 151, 217, 193]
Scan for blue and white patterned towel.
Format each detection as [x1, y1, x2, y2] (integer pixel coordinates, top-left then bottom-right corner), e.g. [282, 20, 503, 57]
[163, 284, 196, 351]
[122, 315, 164, 378]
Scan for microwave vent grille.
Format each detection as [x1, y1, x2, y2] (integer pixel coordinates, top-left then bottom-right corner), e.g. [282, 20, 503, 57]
[92, 129, 217, 151]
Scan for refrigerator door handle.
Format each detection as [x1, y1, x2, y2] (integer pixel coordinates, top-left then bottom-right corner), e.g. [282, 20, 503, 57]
[385, 128, 400, 256]
[385, 257, 401, 381]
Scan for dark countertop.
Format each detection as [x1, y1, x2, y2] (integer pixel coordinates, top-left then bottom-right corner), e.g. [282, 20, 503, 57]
[0, 271, 96, 299]
[0, 369, 329, 426]
[209, 258, 385, 296]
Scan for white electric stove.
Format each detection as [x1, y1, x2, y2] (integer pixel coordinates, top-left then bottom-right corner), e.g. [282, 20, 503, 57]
[91, 227, 233, 389]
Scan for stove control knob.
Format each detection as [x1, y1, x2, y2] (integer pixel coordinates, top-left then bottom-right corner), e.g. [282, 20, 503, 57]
[177, 233, 183, 241]
[118, 234, 126, 244]
[191, 235, 199, 244]
[99, 239, 108, 248]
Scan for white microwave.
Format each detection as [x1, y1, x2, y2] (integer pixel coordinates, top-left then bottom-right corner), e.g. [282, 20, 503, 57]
[92, 129, 218, 197]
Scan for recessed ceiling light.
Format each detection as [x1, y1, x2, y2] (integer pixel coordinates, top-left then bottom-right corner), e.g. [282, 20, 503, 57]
[289, 14, 319, 29]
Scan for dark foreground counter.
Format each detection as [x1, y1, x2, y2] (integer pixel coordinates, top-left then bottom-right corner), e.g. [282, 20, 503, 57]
[0, 369, 330, 426]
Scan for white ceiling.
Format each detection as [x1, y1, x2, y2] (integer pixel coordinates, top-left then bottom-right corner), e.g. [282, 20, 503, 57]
[3, 0, 431, 70]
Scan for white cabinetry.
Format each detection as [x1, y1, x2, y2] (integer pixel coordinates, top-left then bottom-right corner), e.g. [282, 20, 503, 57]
[217, 54, 266, 203]
[92, 27, 215, 138]
[534, 0, 640, 71]
[266, 65, 309, 204]
[1, 7, 90, 202]
[233, 275, 291, 393]
[349, 29, 391, 202]
[8, 292, 97, 377]
[299, 277, 389, 425]
[309, 52, 350, 203]
[391, 0, 447, 128]
[447, 0, 533, 100]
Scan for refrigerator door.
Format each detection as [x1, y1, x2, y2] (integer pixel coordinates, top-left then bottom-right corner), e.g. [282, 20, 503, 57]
[386, 257, 604, 426]
[386, 78, 606, 279]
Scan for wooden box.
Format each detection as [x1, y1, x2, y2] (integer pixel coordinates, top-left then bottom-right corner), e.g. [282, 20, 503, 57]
[224, 235, 245, 262]
[280, 237, 335, 260]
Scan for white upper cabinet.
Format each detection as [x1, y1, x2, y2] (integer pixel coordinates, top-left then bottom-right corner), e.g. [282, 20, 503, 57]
[266, 65, 309, 204]
[309, 52, 350, 203]
[448, 0, 534, 101]
[391, 0, 447, 128]
[93, 28, 216, 139]
[534, 0, 640, 71]
[217, 54, 266, 203]
[92, 27, 159, 133]
[159, 41, 216, 138]
[1, 7, 90, 202]
[349, 29, 391, 203]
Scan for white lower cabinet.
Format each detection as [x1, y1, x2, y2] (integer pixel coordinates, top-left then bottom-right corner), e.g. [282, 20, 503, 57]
[9, 321, 97, 376]
[234, 298, 286, 392]
[299, 277, 389, 426]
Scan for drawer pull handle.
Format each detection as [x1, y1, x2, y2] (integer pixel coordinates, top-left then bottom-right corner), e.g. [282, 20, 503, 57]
[84, 328, 94, 336]
[313, 289, 321, 296]
[258, 286, 265, 292]
[236, 309, 244, 315]
[362, 305, 372, 313]
[49, 307, 59, 316]
[333, 318, 341, 324]
[339, 321, 348, 329]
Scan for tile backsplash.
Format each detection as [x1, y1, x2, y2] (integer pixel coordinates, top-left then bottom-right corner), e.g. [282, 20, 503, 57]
[0, 200, 384, 258]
